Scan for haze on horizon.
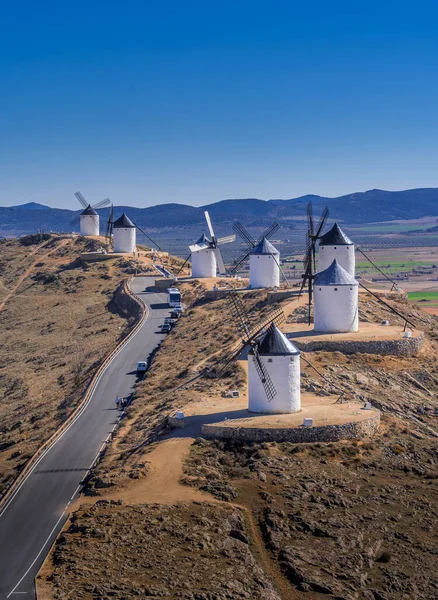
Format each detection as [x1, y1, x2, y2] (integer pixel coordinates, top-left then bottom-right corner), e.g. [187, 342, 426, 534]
[1, 0, 438, 210]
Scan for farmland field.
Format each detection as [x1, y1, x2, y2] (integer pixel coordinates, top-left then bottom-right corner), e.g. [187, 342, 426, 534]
[408, 290, 438, 315]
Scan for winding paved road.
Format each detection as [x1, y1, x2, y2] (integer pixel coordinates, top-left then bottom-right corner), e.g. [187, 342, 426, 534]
[0, 277, 169, 599]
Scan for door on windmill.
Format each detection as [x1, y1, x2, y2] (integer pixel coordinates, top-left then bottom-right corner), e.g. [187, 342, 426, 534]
[167, 287, 181, 308]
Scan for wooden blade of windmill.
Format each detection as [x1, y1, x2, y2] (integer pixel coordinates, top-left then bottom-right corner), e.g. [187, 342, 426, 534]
[209, 344, 244, 377]
[312, 240, 317, 273]
[213, 247, 226, 275]
[270, 252, 290, 287]
[204, 211, 216, 243]
[308, 276, 313, 325]
[243, 305, 285, 345]
[229, 247, 251, 275]
[93, 197, 111, 210]
[70, 214, 81, 226]
[225, 288, 253, 342]
[314, 205, 329, 239]
[307, 201, 315, 239]
[74, 191, 88, 209]
[176, 254, 191, 275]
[217, 234, 236, 245]
[259, 221, 280, 241]
[105, 205, 114, 239]
[299, 257, 312, 296]
[233, 222, 256, 248]
[252, 344, 277, 402]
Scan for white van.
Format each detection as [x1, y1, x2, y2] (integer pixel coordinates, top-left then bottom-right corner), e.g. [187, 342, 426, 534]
[137, 361, 147, 373]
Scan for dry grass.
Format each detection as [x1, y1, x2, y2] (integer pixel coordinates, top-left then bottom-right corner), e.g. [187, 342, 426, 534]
[0, 235, 145, 496]
[36, 275, 438, 599]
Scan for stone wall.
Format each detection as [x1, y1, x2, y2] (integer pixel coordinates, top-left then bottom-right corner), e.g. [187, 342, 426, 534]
[154, 277, 177, 290]
[369, 290, 409, 304]
[201, 412, 380, 443]
[267, 290, 301, 304]
[110, 281, 143, 326]
[290, 332, 424, 357]
[80, 252, 127, 262]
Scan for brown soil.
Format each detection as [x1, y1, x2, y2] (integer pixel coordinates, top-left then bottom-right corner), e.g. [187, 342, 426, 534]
[38, 281, 438, 599]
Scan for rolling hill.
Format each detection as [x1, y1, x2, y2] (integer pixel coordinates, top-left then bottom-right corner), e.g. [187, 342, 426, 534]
[1, 187, 438, 237]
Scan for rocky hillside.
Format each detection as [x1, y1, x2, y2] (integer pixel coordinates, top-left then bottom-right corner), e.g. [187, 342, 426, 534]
[39, 284, 438, 600]
[0, 235, 150, 498]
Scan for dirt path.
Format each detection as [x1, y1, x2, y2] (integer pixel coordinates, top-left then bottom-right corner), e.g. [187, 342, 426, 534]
[0, 238, 67, 313]
[75, 436, 211, 508]
[240, 501, 319, 600]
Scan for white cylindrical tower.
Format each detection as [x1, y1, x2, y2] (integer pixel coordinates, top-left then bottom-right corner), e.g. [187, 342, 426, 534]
[248, 324, 301, 414]
[191, 248, 216, 278]
[113, 213, 136, 253]
[79, 205, 99, 237]
[190, 234, 216, 278]
[249, 238, 280, 289]
[314, 259, 359, 333]
[318, 223, 355, 277]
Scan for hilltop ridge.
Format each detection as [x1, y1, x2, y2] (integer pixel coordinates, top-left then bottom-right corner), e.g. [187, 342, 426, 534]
[1, 187, 438, 236]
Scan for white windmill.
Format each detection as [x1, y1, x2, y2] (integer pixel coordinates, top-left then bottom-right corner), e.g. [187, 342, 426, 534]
[105, 208, 163, 255]
[318, 222, 355, 277]
[212, 291, 301, 414]
[112, 213, 137, 253]
[313, 259, 359, 333]
[248, 323, 301, 414]
[178, 211, 235, 278]
[72, 191, 111, 237]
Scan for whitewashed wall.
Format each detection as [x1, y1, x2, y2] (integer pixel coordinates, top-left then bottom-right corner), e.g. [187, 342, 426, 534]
[249, 254, 280, 288]
[80, 215, 99, 237]
[318, 245, 355, 277]
[113, 227, 136, 253]
[191, 248, 216, 278]
[248, 353, 301, 413]
[314, 285, 358, 333]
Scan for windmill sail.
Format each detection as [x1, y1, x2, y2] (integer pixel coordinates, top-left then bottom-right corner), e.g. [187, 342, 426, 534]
[74, 191, 88, 209]
[204, 211, 215, 242]
[213, 247, 226, 274]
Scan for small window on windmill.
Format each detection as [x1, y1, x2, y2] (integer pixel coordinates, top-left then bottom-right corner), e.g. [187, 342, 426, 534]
[334, 246, 337, 250]
[267, 358, 273, 363]
[334, 287, 338, 291]
[319, 287, 322, 291]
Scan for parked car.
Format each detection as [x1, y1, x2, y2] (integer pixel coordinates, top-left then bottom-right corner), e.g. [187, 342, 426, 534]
[161, 323, 172, 333]
[164, 318, 175, 328]
[137, 361, 147, 373]
[170, 310, 181, 319]
[173, 304, 183, 315]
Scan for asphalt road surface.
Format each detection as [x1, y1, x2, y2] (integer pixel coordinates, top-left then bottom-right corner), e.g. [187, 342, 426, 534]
[0, 277, 170, 599]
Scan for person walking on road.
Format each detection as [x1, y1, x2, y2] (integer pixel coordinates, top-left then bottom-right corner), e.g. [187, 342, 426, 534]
[116, 396, 121, 409]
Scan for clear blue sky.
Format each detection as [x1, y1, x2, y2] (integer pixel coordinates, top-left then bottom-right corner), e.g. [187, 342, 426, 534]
[1, 0, 438, 209]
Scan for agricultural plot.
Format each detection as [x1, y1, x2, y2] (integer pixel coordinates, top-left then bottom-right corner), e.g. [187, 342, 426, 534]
[408, 290, 438, 315]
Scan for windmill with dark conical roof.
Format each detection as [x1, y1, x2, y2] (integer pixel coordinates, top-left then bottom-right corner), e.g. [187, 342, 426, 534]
[230, 221, 289, 288]
[71, 191, 111, 237]
[210, 289, 301, 414]
[113, 213, 137, 253]
[248, 323, 301, 413]
[318, 222, 355, 277]
[314, 259, 359, 333]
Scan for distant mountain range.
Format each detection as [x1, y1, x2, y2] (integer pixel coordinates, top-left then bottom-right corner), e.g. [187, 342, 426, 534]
[1, 188, 438, 237]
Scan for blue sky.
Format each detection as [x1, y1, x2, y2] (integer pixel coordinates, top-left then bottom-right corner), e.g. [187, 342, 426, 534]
[1, 0, 438, 209]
